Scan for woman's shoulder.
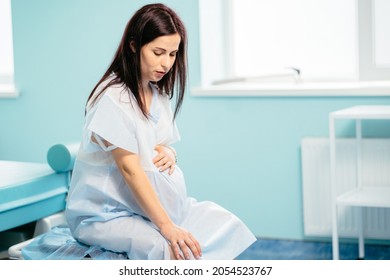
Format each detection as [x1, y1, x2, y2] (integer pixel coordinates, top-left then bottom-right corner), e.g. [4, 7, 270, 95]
[99, 75, 129, 100]
[88, 78, 131, 110]
[104, 84, 131, 104]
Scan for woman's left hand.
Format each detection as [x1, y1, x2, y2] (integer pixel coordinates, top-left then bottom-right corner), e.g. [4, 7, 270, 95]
[153, 145, 176, 175]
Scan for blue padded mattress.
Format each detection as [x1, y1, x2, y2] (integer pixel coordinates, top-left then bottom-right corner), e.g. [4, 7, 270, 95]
[0, 160, 69, 232]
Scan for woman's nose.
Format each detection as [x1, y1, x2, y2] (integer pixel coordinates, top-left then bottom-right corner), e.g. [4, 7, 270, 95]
[161, 56, 169, 69]
[161, 55, 173, 70]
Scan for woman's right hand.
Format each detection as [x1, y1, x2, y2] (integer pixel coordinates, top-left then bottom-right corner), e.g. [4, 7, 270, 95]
[160, 222, 202, 260]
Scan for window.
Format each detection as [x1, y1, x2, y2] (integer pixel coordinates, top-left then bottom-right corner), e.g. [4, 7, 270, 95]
[0, 0, 17, 97]
[231, 0, 357, 82]
[196, 0, 390, 96]
[373, 0, 390, 67]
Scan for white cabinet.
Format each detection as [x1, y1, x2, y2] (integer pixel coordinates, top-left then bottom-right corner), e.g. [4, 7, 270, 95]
[329, 106, 390, 260]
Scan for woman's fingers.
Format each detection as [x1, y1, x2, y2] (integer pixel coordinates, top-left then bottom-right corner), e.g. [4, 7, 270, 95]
[182, 238, 201, 260]
[156, 159, 175, 172]
[159, 211, 202, 261]
[153, 147, 176, 174]
[189, 234, 202, 258]
[178, 240, 189, 260]
[154, 145, 173, 162]
[171, 237, 201, 260]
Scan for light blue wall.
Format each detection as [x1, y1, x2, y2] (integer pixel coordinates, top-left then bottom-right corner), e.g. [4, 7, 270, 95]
[1, 0, 390, 240]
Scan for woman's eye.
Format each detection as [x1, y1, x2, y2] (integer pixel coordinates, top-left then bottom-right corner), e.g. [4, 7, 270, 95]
[154, 52, 162, 56]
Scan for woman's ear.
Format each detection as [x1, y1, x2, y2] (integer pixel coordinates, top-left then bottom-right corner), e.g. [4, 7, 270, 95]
[130, 41, 136, 53]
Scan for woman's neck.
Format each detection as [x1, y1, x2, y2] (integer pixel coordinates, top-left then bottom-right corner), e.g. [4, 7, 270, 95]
[141, 82, 153, 114]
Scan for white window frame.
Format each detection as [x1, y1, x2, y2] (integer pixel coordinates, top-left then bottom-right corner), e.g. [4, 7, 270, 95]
[0, 0, 18, 98]
[193, 0, 390, 97]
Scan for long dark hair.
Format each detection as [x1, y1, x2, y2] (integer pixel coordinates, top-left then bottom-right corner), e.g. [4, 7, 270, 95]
[87, 3, 187, 119]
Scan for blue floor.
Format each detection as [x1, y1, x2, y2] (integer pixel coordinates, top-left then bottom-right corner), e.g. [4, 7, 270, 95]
[3, 234, 390, 260]
[237, 238, 390, 260]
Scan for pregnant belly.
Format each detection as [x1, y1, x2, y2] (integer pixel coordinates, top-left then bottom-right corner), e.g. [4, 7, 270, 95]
[146, 166, 187, 223]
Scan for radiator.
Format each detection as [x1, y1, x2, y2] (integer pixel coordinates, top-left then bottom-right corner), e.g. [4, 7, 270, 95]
[301, 137, 390, 239]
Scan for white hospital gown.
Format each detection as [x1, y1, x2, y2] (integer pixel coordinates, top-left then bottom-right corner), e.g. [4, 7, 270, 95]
[65, 78, 256, 260]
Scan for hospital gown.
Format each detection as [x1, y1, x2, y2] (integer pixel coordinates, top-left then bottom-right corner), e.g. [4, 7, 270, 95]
[28, 78, 256, 260]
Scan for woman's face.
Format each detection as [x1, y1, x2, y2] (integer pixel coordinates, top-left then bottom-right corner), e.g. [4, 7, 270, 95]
[139, 33, 181, 84]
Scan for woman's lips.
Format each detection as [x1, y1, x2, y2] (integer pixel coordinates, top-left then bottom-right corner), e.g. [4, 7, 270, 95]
[155, 71, 166, 79]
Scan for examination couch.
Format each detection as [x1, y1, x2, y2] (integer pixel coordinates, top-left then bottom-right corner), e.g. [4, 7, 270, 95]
[6, 143, 131, 260]
[0, 143, 79, 253]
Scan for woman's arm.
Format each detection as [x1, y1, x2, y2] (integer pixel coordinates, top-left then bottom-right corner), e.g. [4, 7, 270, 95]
[111, 147, 201, 260]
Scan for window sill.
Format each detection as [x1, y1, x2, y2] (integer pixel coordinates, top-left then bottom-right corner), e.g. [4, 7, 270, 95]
[191, 81, 390, 97]
[0, 84, 19, 98]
